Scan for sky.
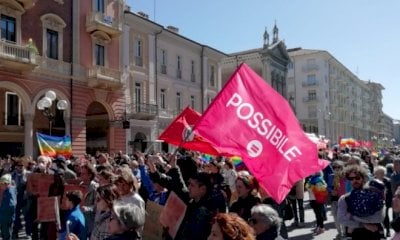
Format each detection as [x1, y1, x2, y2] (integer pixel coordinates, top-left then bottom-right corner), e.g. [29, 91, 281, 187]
[127, 0, 400, 120]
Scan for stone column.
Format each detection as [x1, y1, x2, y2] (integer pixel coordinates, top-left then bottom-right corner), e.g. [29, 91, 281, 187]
[64, 116, 71, 136]
[23, 113, 34, 158]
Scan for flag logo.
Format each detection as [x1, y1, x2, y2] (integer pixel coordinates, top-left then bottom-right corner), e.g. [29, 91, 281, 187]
[182, 125, 195, 141]
[247, 140, 263, 157]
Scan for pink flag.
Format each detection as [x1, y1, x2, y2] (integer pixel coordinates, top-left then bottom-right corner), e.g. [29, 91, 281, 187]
[194, 63, 329, 203]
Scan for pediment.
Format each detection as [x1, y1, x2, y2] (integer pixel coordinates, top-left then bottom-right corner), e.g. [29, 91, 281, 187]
[0, 0, 25, 13]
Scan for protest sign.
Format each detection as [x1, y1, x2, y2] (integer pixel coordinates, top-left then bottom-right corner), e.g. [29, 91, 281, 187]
[27, 173, 54, 196]
[159, 192, 187, 239]
[143, 201, 164, 240]
[37, 196, 60, 226]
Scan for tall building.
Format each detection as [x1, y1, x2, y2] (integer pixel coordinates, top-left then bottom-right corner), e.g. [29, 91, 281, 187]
[0, 0, 126, 157]
[393, 120, 400, 144]
[123, 10, 227, 153]
[287, 48, 384, 143]
[220, 25, 290, 99]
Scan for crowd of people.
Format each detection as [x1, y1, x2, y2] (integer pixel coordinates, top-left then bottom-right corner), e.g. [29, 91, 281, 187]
[0, 147, 400, 240]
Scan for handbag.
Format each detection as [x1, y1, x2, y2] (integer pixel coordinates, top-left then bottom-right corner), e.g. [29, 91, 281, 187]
[283, 199, 294, 221]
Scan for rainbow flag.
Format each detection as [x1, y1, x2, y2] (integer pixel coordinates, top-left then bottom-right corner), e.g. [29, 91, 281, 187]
[36, 133, 72, 158]
[231, 156, 244, 167]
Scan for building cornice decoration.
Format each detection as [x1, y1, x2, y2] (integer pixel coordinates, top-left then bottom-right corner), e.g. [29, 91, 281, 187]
[40, 13, 66, 31]
[0, 0, 25, 14]
[91, 30, 112, 44]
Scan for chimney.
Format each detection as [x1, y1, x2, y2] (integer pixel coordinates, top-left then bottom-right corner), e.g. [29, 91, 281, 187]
[166, 25, 179, 34]
[137, 11, 149, 19]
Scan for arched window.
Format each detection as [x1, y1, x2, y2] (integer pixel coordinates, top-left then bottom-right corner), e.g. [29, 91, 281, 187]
[40, 14, 66, 60]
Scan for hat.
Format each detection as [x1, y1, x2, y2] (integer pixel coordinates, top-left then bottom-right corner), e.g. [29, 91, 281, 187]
[0, 174, 12, 184]
[54, 155, 66, 163]
[112, 202, 145, 231]
[369, 179, 385, 192]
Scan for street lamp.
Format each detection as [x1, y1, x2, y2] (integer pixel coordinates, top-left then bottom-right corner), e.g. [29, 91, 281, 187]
[36, 90, 68, 136]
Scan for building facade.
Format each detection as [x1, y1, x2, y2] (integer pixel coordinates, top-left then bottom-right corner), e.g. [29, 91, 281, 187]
[287, 48, 384, 143]
[123, 10, 227, 153]
[0, 0, 126, 157]
[220, 25, 290, 99]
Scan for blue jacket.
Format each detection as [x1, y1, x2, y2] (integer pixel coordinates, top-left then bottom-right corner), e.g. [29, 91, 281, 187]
[139, 165, 169, 205]
[0, 185, 16, 223]
[59, 205, 86, 240]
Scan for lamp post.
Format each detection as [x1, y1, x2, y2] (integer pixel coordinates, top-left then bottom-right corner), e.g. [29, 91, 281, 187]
[36, 90, 68, 136]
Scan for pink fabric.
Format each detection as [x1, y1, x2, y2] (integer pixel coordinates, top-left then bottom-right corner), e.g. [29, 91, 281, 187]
[194, 63, 329, 203]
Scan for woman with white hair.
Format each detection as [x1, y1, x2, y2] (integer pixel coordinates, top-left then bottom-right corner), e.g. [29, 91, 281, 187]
[249, 204, 284, 240]
[374, 165, 393, 237]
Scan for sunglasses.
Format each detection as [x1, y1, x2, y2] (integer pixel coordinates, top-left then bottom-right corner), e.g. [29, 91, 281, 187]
[248, 218, 258, 225]
[347, 176, 361, 181]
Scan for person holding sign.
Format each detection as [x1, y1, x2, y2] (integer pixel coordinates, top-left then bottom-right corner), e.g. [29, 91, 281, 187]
[0, 174, 16, 240]
[59, 190, 86, 240]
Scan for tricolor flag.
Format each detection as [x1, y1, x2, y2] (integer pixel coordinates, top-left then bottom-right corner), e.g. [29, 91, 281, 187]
[36, 133, 72, 158]
[193, 63, 329, 203]
[158, 106, 221, 155]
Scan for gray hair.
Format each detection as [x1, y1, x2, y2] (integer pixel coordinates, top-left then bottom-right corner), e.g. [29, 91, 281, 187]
[373, 165, 387, 176]
[251, 204, 282, 228]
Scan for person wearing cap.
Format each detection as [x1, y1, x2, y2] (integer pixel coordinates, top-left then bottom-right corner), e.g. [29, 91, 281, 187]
[67, 201, 145, 240]
[54, 155, 77, 181]
[0, 173, 17, 240]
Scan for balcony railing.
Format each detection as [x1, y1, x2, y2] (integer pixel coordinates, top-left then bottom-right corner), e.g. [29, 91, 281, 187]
[303, 96, 318, 102]
[86, 11, 122, 37]
[87, 66, 122, 90]
[302, 80, 319, 87]
[302, 64, 319, 72]
[128, 103, 158, 120]
[0, 40, 37, 72]
[35, 56, 71, 76]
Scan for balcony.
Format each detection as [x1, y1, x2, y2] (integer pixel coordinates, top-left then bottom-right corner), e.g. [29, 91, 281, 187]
[302, 80, 319, 87]
[302, 64, 319, 72]
[303, 96, 318, 103]
[86, 12, 122, 38]
[128, 103, 158, 120]
[87, 66, 122, 90]
[35, 56, 71, 77]
[158, 108, 179, 119]
[0, 40, 37, 73]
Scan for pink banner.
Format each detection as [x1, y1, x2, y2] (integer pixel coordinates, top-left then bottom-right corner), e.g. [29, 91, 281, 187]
[194, 63, 329, 203]
[159, 192, 187, 239]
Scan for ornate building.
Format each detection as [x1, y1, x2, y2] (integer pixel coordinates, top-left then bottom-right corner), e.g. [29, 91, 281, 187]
[123, 10, 227, 153]
[220, 24, 290, 100]
[0, 0, 126, 157]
